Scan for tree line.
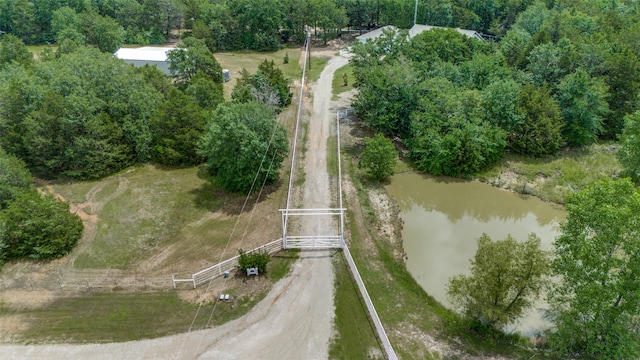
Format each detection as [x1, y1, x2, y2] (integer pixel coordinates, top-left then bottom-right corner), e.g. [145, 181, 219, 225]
[0, 0, 582, 52]
[351, 1, 640, 178]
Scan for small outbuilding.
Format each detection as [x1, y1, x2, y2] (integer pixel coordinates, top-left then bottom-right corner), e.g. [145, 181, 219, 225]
[114, 47, 173, 75]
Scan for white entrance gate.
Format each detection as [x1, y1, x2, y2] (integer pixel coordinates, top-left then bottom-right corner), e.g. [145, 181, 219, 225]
[279, 208, 345, 249]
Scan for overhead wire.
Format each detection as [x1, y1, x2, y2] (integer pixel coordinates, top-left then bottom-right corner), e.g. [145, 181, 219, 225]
[178, 34, 312, 359]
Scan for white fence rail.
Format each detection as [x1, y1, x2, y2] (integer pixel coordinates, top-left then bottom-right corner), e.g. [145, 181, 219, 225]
[172, 239, 284, 289]
[342, 241, 398, 360]
[284, 235, 343, 249]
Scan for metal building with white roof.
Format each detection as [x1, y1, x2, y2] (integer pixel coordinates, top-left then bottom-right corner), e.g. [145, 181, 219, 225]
[114, 47, 173, 75]
[356, 24, 484, 43]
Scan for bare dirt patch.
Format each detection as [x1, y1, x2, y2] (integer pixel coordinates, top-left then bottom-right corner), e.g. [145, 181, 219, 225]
[0, 290, 56, 310]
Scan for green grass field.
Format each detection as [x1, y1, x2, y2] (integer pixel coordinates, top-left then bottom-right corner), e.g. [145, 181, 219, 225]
[215, 48, 302, 99]
[329, 252, 382, 359]
[332, 64, 355, 100]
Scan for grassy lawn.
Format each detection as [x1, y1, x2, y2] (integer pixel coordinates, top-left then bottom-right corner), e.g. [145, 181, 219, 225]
[215, 48, 302, 99]
[306, 55, 330, 82]
[56, 164, 285, 272]
[332, 64, 355, 100]
[4, 252, 297, 343]
[477, 143, 622, 203]
[329, 252, 382, 359]
[8, 291, 264, 343]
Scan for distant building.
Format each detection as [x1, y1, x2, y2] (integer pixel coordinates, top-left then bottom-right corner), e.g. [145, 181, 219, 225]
[408, 24, 484, 41]
[114, 47, 173, 75]
[356, 24, 484, 43]
[355, 25, 397, 43]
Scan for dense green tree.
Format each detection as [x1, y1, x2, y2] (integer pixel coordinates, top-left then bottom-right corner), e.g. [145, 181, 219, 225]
[0, 34, 33, 69]
[185, 73, 224, 110]
[135, 64, 174, 97]
[232, 59, 292, 111]
[602, 46, 640, 137]
[309, 0, 348, 44]
[168, 37, 223, 88]
[526, 42, 564, 86]
[459, 53, 511, 90]
[82, 12, 125, 53]
[359, 133, 397, 181]
[150, 88, 205, 166]
[0, 0, 36, 43]
[1, 189, 83, 260]
[51, 6, 83, 38]
[617, 110, 640, 180]
[405, 28, 484, 65]
[258, 59, 292, 107]
[556, 69, 609, 146]
[510, 84, 563, 156]
[0, 64, 43, 159]
[447, 233, 549, 331]
[353, 58, 422, 137]
[499, 26, 531, 67]
[140, 0, 183, 38]
[409, 79, 506, 176]
[191, 19, 216, 52]
[0, 48, 162, 179]
[199, 102, 289, 193]
[481, 79, 524, 132]
[0, 149, 33, 209]
[228, 0, 284, 51]
[548, 178, 640, 358]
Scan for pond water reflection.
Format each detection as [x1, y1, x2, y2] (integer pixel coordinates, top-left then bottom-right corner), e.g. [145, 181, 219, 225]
[386, 171, 566, 335]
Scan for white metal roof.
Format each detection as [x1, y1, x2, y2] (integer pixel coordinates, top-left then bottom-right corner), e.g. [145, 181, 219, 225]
[356, 24, 483, 43]
[355, 25, 397, 42]
[114, 47, 173, 62]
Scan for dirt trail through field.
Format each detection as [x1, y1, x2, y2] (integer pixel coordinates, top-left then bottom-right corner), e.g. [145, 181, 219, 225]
[0, 51, 351, 359]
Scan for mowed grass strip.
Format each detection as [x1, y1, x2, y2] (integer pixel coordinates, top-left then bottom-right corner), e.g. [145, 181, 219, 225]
[215, 48, 302, 99]
[62, 165, 239, 270]
[13, 291, 263, 343]
[305, 55, 330, 82]
[329, 251, 382, 359]
[331, 64, 355, 100]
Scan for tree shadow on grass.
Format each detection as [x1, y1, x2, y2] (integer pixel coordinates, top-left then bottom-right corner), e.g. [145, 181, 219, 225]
[190, 166, 282, 216]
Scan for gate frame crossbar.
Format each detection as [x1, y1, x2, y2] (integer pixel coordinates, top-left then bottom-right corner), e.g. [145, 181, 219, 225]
[279, 208, 346, 249]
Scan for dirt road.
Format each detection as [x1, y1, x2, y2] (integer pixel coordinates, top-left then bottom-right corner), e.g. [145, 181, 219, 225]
[0, 52, 351, 359]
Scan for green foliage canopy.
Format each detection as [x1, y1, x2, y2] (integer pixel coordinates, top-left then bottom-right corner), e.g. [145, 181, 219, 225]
[548, 178, 640, 358]
[0, 47, 162, 179]
[359, 133, 397, 181]
[447, 233, 550, 330]
[199, 102, 289, 193]
[617, 110, 640, 180]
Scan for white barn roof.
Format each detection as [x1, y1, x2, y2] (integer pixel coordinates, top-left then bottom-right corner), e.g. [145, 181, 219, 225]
[355, 24, 484, 43]
[355, 25, 398, 43]
[114, 47, 173, 61]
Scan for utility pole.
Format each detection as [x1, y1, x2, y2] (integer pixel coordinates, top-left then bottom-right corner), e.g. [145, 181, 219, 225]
[307, 32, 311, 71]
[414, 0, 418, 26]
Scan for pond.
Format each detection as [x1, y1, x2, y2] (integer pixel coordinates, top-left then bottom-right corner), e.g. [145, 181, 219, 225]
[386, 171, 566, 336]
